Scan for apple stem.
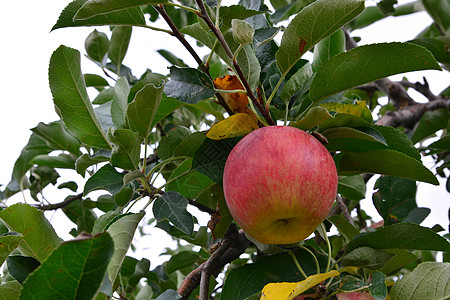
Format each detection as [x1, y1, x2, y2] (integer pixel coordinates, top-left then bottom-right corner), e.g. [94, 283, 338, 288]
[289, 250, 308, 279]
[320, 223, 332, 273]
[299, 245, 321, 275]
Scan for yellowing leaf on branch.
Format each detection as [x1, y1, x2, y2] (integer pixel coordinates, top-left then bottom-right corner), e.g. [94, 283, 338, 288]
[320, 101, 372, 123]
[260, 270, 340, 300]
[214, 75, 249, 113]
[206, 113, 259, 140]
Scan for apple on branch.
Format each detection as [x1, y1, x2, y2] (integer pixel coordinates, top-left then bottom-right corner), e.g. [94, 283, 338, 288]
[223, 126, 338, 245]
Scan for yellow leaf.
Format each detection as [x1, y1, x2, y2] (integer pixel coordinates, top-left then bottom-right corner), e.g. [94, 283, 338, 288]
[338, 266, 360, 275]
[320, 101, 372, 123]
[206, 113, 259, 140]
[260, 270, 340, 300]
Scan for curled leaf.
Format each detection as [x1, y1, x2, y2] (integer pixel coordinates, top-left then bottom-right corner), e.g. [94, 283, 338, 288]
[214, 75, 250, 114]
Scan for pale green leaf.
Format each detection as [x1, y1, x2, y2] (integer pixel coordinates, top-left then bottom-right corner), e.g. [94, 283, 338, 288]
[0, 281, 22, 300]
[0, 204, 62, 262]
[106, 212, 145, 288]
[391, 262, 450, 300]
[127, 83, 164, 138]
[49, 45, 111, 149]
[111, 77, 130, 129]
[0, 234, 24, 266]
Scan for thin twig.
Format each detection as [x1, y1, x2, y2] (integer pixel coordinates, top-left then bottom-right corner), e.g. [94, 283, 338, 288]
[154, 5, 205, 71]
[335, 195, 354, 226]
[194, 0, 275, 126]
[35, 193, 83, 210]
[400, 77, 437, 101]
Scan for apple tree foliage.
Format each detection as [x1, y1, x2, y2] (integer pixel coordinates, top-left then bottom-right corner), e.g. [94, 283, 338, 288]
[1, 0, 450, 299]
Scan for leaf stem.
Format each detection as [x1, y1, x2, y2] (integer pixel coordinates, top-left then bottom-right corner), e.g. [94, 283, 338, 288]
[215, 88, 247, 94]
[289, 250, 308, 279]
[320, 223, 332, 273]
[154, 169, 195, 193]
[299, 245, 321, 275]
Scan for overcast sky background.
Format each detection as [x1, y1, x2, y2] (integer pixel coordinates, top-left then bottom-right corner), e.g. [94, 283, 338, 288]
[0, 0, 449, 264]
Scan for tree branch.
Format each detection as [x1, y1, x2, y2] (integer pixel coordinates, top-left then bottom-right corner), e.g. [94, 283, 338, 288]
[194, 0, 275, 126]
[400, 77, 438, 101]
[154, 5, 205, 71]
[178, 224, 250, 299]
[35, 193, 83, 210]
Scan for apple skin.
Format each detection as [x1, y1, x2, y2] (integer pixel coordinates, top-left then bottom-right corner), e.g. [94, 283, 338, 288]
[223, 126, 338, 245]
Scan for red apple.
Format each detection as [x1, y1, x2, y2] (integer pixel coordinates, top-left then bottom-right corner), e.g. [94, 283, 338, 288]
[223, 126, 338, 245]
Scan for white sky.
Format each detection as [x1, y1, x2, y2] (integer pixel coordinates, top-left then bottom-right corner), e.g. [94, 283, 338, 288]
[0, 1, 449, 264]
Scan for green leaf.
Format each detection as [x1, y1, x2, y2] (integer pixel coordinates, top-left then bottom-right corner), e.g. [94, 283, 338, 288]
[164, 67, 216, 104]
[107, 128, 142, 170]
[337, 149, 438, 185]
[49, 45, 112, 149]
[281, 62, 312, 104]
[320, 101, 373, 123]
[114, 184, 135, 207]
[157, 49, 188, 68]
[31, 121, 81, 156]
[158, 126, 191, 160]
[93, 88, 115, 105]
[276, 0, 364, 74]
[92, 211, 120, 234]
[151, 96, 184, 127]
[373, 125, 421, 161]
[164, 251, 203, 274]
[337, 175, 366, 201]
[128, 69, 166, 102]
[339, 247, 395, 270]
[411, 108, 449, 144]
[62, 198, 98, 233]
[328, 215, 360, 241]
[409, 37, 450, 64]
[7, 255, 41, 284]
[380, 249, 418, 275]
[84, 164, 124, 195]
[0, 281, 22, 300]
[58, 181, 78, 192]
[221, 248, 327, 300]
[312, 29, 345, 72]
[84, 73, 109, 90]
[85, 29, 109, 63]
[192, 137, 241, 183]
[372, 176, 418, 225]
[428, 133, 450, 150]
[19, 232, 114, 300]
[108, 26, 132, 69]
[155, 290, 182, 300]
[219, 5, 264, 32]
[173, 132, 207, 157]
[106, 212, 145, 288]
[421, 0, 450, 33]
[110, 77, 130, 129]
[369, 271, 387, 300]
[0, 204, 62, 262]
[30, 153, 76, 169]
[346, 223, 450, 253]
[52, 0, 145, 31]
[153, 191, 194, 235]
[166, 159, 215, 199]
[127, 83, 164, 138]
[310, 42, 442, 102]
[323, 127, 387, 152]
[75, 150, 111, 176]
[290, 106, 333, 131]
[74, 0, 167, 20]
[391, 262, 450, 300]
[0, 234, 24, 266]
[4, 134, 53, 198]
